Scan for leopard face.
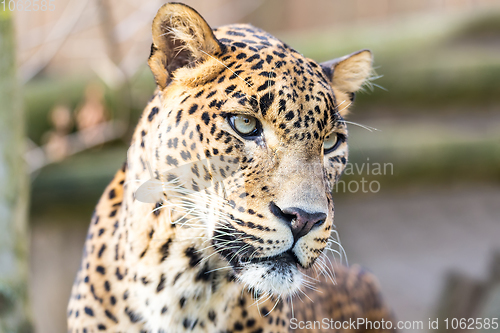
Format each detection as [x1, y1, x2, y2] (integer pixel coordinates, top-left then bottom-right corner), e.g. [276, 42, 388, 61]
[141, 3, 373, 298]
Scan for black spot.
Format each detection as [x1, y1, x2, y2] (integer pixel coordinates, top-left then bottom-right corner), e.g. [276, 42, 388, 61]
[96, 266, 106, 275]
[278, 99, 286, 114]
[183, 318, 191, 329]
[176, 110, 183, 125]
[285, 111, 294, 121]
[161, 306, 168, 314]
[179, 297, 186, 308]
[110, 296, 116, 305]
[160, 239, 172, 262]
[173, 272, 183, 285]
[251, 59, 264, 70]
[258, 71, 277, 78]
[273, 50, 287, 58]
[124, 307, 142, 323]
[188, 104, 198, 115]
[97, 324, 106, 331]
[261, 307, 270, 316]
[259, 92, 275, 117]
[195, 263, 212, 282]
[236, 53, 247, 59]
[157, 274, 166, 293]
[234, 322, 244, 331]
[115, 267, 124, 280]
[208, 310, 216, 322]
[233, 42, 247, 48]
[108, 189, 116, 199]
[229, 70, 244, 80]
[104, 281, 110, 292]
[227, 31, 246, 37]
[275, 60, 286, 68]
[148, 107, 159, 121]
[257, 81, 275, 92]
[105, 310, 118, 323]
[166, 155, 179, 167]
[153, 202, 162, 217]
[180, 150, 191, 161]
[209, 99, 224, 110]
[201, 112, 210, 125]
[246, 54, 260, 62]
[97, 244, 106, 258]
[84, 307, 94, 317]
[225, 85, 237, 95]
[246, 318, 256, 327]
[185, 246, 201, 267]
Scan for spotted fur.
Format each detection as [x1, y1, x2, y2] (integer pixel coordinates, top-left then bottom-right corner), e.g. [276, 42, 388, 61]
[68, 3, 395, 332]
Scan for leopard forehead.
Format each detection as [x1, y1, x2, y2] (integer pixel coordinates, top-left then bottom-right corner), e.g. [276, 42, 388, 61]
[164, 23, 346, 147]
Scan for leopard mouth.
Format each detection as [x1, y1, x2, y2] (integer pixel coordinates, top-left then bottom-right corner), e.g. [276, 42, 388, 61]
[240, 250, 298, 266]
[233, 250, 304, 296]
[215, 244, 299, 271]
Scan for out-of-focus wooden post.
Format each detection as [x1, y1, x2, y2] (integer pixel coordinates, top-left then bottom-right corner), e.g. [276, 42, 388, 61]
[0, 9, 33, 333]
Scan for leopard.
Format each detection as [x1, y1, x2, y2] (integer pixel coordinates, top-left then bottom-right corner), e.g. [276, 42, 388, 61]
[67, 2, 396, 332]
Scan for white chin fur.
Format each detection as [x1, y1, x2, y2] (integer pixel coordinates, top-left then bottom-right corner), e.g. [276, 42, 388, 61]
[237, 262, 303, 296]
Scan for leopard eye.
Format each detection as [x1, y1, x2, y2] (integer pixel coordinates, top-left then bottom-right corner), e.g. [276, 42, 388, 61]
[229, 115, 261, 138]
[323, 132, 343, 153]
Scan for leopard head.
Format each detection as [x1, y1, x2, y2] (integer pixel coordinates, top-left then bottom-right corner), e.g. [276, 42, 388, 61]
[141, 2, 373, 297]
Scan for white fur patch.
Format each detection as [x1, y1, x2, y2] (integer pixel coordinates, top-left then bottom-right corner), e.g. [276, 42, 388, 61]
[237, 261, 303, 296]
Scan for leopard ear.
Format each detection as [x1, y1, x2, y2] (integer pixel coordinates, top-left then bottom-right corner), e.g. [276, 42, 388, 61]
[321, 50, 373, 113]
[148, 2, 223, 89]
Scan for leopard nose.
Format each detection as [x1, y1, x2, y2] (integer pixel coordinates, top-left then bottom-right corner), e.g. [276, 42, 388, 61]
[270, 202, 327, 242]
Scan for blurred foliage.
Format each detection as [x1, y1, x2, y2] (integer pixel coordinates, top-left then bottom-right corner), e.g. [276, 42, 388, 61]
[25, 67, 156, 145]
[0, 9, 33, 333]
[286, 11, 500, 110]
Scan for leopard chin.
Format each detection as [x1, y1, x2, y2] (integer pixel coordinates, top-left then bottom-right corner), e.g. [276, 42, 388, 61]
[235, 251, 304, 297]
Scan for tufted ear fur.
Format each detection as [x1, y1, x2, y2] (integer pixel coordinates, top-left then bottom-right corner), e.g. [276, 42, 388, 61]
[148, 2, 223, 89]
[321, 50, 373, 114]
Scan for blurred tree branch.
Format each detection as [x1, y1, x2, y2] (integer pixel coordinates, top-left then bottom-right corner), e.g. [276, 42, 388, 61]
[0, 9, 33, 333]
[19, 0, 90, 84]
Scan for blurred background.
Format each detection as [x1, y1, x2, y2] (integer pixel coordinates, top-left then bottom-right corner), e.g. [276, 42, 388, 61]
[1, 0, 500, 332]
